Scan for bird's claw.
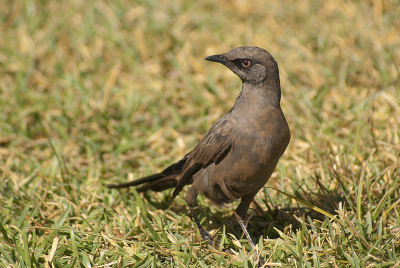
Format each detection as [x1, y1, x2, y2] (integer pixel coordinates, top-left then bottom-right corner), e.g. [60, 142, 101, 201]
[200, 230, 221, 247]
[255, 256, 268, 268]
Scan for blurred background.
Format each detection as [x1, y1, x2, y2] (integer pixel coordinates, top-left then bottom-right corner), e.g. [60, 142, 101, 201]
[1, 0, 399, 266]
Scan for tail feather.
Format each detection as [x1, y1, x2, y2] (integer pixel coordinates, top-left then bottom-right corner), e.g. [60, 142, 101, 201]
[106, 154, 190, 193]
[137, 174, 178, 192]
[106, 173, 165, 189]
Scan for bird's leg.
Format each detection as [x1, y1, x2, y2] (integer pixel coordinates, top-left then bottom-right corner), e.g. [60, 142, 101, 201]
[235, 212, 257, 251]
[236, 194, 267, 267]
[235, 194, 258, 251]
[185, 186, 220, 246]
[187, 204, 213, 240]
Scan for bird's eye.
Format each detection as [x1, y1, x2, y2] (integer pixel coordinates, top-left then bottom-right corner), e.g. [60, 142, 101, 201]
[241, 60, 251, 67]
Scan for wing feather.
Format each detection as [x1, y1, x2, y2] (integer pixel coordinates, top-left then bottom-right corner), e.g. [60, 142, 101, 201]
[172, 116, 234, 197]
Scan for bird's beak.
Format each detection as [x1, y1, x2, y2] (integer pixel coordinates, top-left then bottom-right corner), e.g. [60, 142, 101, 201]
[204, 54, 227, 64]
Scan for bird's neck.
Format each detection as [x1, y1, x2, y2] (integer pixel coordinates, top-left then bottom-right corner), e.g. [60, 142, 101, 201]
[240, 81, 281, 109]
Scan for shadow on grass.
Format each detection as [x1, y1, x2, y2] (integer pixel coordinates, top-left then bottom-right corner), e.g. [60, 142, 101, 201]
[138, 186, 346, 240]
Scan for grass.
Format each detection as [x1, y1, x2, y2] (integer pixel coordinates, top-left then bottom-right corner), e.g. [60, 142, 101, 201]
[1, 0, 400, 267]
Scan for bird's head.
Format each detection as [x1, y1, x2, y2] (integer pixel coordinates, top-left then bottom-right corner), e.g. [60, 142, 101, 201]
[205, 46, 279, 86]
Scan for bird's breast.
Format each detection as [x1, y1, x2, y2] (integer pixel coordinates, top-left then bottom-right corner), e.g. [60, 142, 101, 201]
[195, 106, 290, 204]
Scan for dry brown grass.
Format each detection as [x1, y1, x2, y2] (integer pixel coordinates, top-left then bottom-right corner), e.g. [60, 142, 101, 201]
[1, 0, 399, 267]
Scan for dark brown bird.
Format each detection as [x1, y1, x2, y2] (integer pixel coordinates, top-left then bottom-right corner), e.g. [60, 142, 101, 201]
[107, 46, 290, 254]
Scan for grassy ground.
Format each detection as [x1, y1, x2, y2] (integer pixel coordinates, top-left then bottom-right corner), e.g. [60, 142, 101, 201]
[1, 0, 400, 267]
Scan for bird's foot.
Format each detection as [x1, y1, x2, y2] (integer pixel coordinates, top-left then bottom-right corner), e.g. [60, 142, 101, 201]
[200, 230, 221, 247]
[252, 255, 271, 268]
[256, 257, 267, 268]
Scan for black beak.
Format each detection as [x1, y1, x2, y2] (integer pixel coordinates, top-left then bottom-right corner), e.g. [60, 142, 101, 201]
[204, 54, 227, 64]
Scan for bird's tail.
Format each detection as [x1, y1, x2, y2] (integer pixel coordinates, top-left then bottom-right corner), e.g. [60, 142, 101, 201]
[106, 154, 189, 193]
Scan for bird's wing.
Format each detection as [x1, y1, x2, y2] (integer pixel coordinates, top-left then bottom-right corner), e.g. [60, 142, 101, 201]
[172, 116, 234, 197]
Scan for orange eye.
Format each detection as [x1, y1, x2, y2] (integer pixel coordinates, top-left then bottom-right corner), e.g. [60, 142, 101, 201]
[241, 60, 251, 67]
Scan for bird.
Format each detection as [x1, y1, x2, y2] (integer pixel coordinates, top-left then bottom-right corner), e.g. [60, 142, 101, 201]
[107, 46, 291, 255]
